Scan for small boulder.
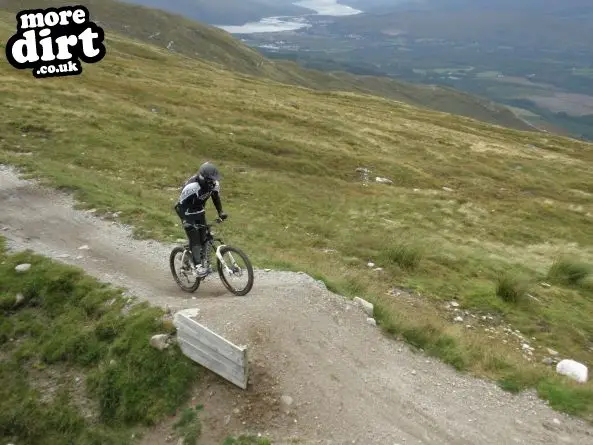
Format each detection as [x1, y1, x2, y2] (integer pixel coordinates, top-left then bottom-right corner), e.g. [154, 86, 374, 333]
[375, 177, 393, 185]
[542, 357, 554, 366]
[366, 317, 377, 326]
[150, 334, 171, 351]
[353, 297, 373, 317]
[556, 359, 588, 383]
[15, 263, 31, 273]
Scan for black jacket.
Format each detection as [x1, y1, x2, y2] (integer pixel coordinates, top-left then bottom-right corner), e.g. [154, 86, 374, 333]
[175, 174, 223, 221]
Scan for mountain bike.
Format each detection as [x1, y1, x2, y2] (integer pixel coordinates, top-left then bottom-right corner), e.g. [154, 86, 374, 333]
[169, 218, 254, 296]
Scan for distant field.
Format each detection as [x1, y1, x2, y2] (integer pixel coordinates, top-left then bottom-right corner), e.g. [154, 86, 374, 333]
[527, 92, 593, 116]
[572, 68, 593, 78]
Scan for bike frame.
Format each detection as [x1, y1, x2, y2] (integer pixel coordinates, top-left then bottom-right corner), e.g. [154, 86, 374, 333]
[182, 219, 239, 276]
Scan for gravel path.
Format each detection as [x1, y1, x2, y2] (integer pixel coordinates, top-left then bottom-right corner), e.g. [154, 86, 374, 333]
[1, 165, 592, 445]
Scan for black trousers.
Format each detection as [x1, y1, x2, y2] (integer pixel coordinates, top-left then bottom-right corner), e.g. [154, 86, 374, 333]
[175, 204, 207, 265]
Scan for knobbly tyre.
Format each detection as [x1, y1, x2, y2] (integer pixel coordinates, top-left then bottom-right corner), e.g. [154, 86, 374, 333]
[169, 217, 254, 295]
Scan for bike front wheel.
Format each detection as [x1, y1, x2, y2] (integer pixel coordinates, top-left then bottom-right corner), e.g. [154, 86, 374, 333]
[216, 245, 254, 296]
[170, 246, 202, 293]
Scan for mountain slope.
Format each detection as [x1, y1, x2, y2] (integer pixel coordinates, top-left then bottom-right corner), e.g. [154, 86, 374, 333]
[2, 5, 593, 433]
[0, 0, 534, 132]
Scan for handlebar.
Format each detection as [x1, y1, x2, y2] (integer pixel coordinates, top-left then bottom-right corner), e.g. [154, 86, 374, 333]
[184, 217, 224, 230]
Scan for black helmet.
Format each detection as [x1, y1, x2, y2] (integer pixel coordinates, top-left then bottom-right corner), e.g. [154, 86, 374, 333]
[198, 161, 221, 182]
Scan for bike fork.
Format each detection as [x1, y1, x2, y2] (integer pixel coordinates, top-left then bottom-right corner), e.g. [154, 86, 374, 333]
[216, 245, 239, 275]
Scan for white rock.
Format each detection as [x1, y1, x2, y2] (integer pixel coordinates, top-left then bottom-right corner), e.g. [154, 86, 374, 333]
[149, 334, 170, 351]
[14, 293, 25, 306]
[375, 176, 393, 184]
[353, 297, 373, 317]
[78, 244, 90, 250]
[15, 263, 31, 273]
[366, 317, 377, 326]
[454, 316, 463, 322]
[367, 262, 375, 268]
[547, 348, 559, 356]
[175, 308, 200, 319]
[556, 359, 588, 383]
[450, 301, 460, 307]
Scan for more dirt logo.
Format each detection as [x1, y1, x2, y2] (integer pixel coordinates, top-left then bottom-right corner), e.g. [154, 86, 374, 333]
[5, 5, 106, 79]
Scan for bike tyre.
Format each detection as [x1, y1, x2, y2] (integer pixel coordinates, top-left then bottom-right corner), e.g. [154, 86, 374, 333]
[170, 246, 201, 293]
[216, 245, 254, 296]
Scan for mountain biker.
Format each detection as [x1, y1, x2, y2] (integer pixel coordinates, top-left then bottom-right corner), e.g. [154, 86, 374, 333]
[174, 161, 228, 277]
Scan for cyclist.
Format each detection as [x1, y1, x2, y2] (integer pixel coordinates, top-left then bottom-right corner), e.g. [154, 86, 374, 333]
[174, 161, 228, 277]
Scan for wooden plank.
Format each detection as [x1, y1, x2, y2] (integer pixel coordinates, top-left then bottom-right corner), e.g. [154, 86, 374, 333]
[173, 312, 248, 389]
[177, 337, 248, 389]
[176, 325, 245, 368]
[174, 313, 246, 365]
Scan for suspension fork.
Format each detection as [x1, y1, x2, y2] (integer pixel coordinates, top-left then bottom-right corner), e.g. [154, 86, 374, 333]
[215, 244, 239, 274]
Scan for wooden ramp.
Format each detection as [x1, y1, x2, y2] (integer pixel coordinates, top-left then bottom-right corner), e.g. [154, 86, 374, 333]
[173, 309, 249, 389]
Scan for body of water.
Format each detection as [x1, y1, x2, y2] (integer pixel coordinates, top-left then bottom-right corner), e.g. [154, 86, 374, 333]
[215, 0, 362, 34]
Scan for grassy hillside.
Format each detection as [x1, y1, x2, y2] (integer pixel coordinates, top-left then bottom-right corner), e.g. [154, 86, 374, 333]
[0, 238, 199, 445]
[0, 0, 534, 132]
[1, 6, 593, 424]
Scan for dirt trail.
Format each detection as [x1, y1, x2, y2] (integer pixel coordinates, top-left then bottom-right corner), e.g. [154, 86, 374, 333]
[1, 165, 592, 445]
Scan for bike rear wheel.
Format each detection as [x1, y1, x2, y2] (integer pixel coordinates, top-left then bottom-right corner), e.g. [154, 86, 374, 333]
[170, 246, 202, 293]
[216, 245, 254, 296]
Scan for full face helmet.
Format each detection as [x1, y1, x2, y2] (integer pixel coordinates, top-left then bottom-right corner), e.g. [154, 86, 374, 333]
[198, 161, 221, 187]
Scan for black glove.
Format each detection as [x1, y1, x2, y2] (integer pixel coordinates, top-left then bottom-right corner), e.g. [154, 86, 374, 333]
[219, 212, 228, 221]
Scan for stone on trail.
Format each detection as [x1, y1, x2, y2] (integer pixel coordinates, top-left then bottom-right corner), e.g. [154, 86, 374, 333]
[353, 297, 373, 317]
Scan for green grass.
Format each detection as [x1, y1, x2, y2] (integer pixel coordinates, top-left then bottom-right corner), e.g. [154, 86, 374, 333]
[1, 3, 593, 423]
[173, 405, 204, 445]
[495, 271, 530, 304]
[547, 256, 592, 287]
[0, 238, 201, 444]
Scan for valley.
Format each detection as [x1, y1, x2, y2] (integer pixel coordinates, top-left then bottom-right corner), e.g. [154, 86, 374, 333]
[220, 0, 593, 141]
